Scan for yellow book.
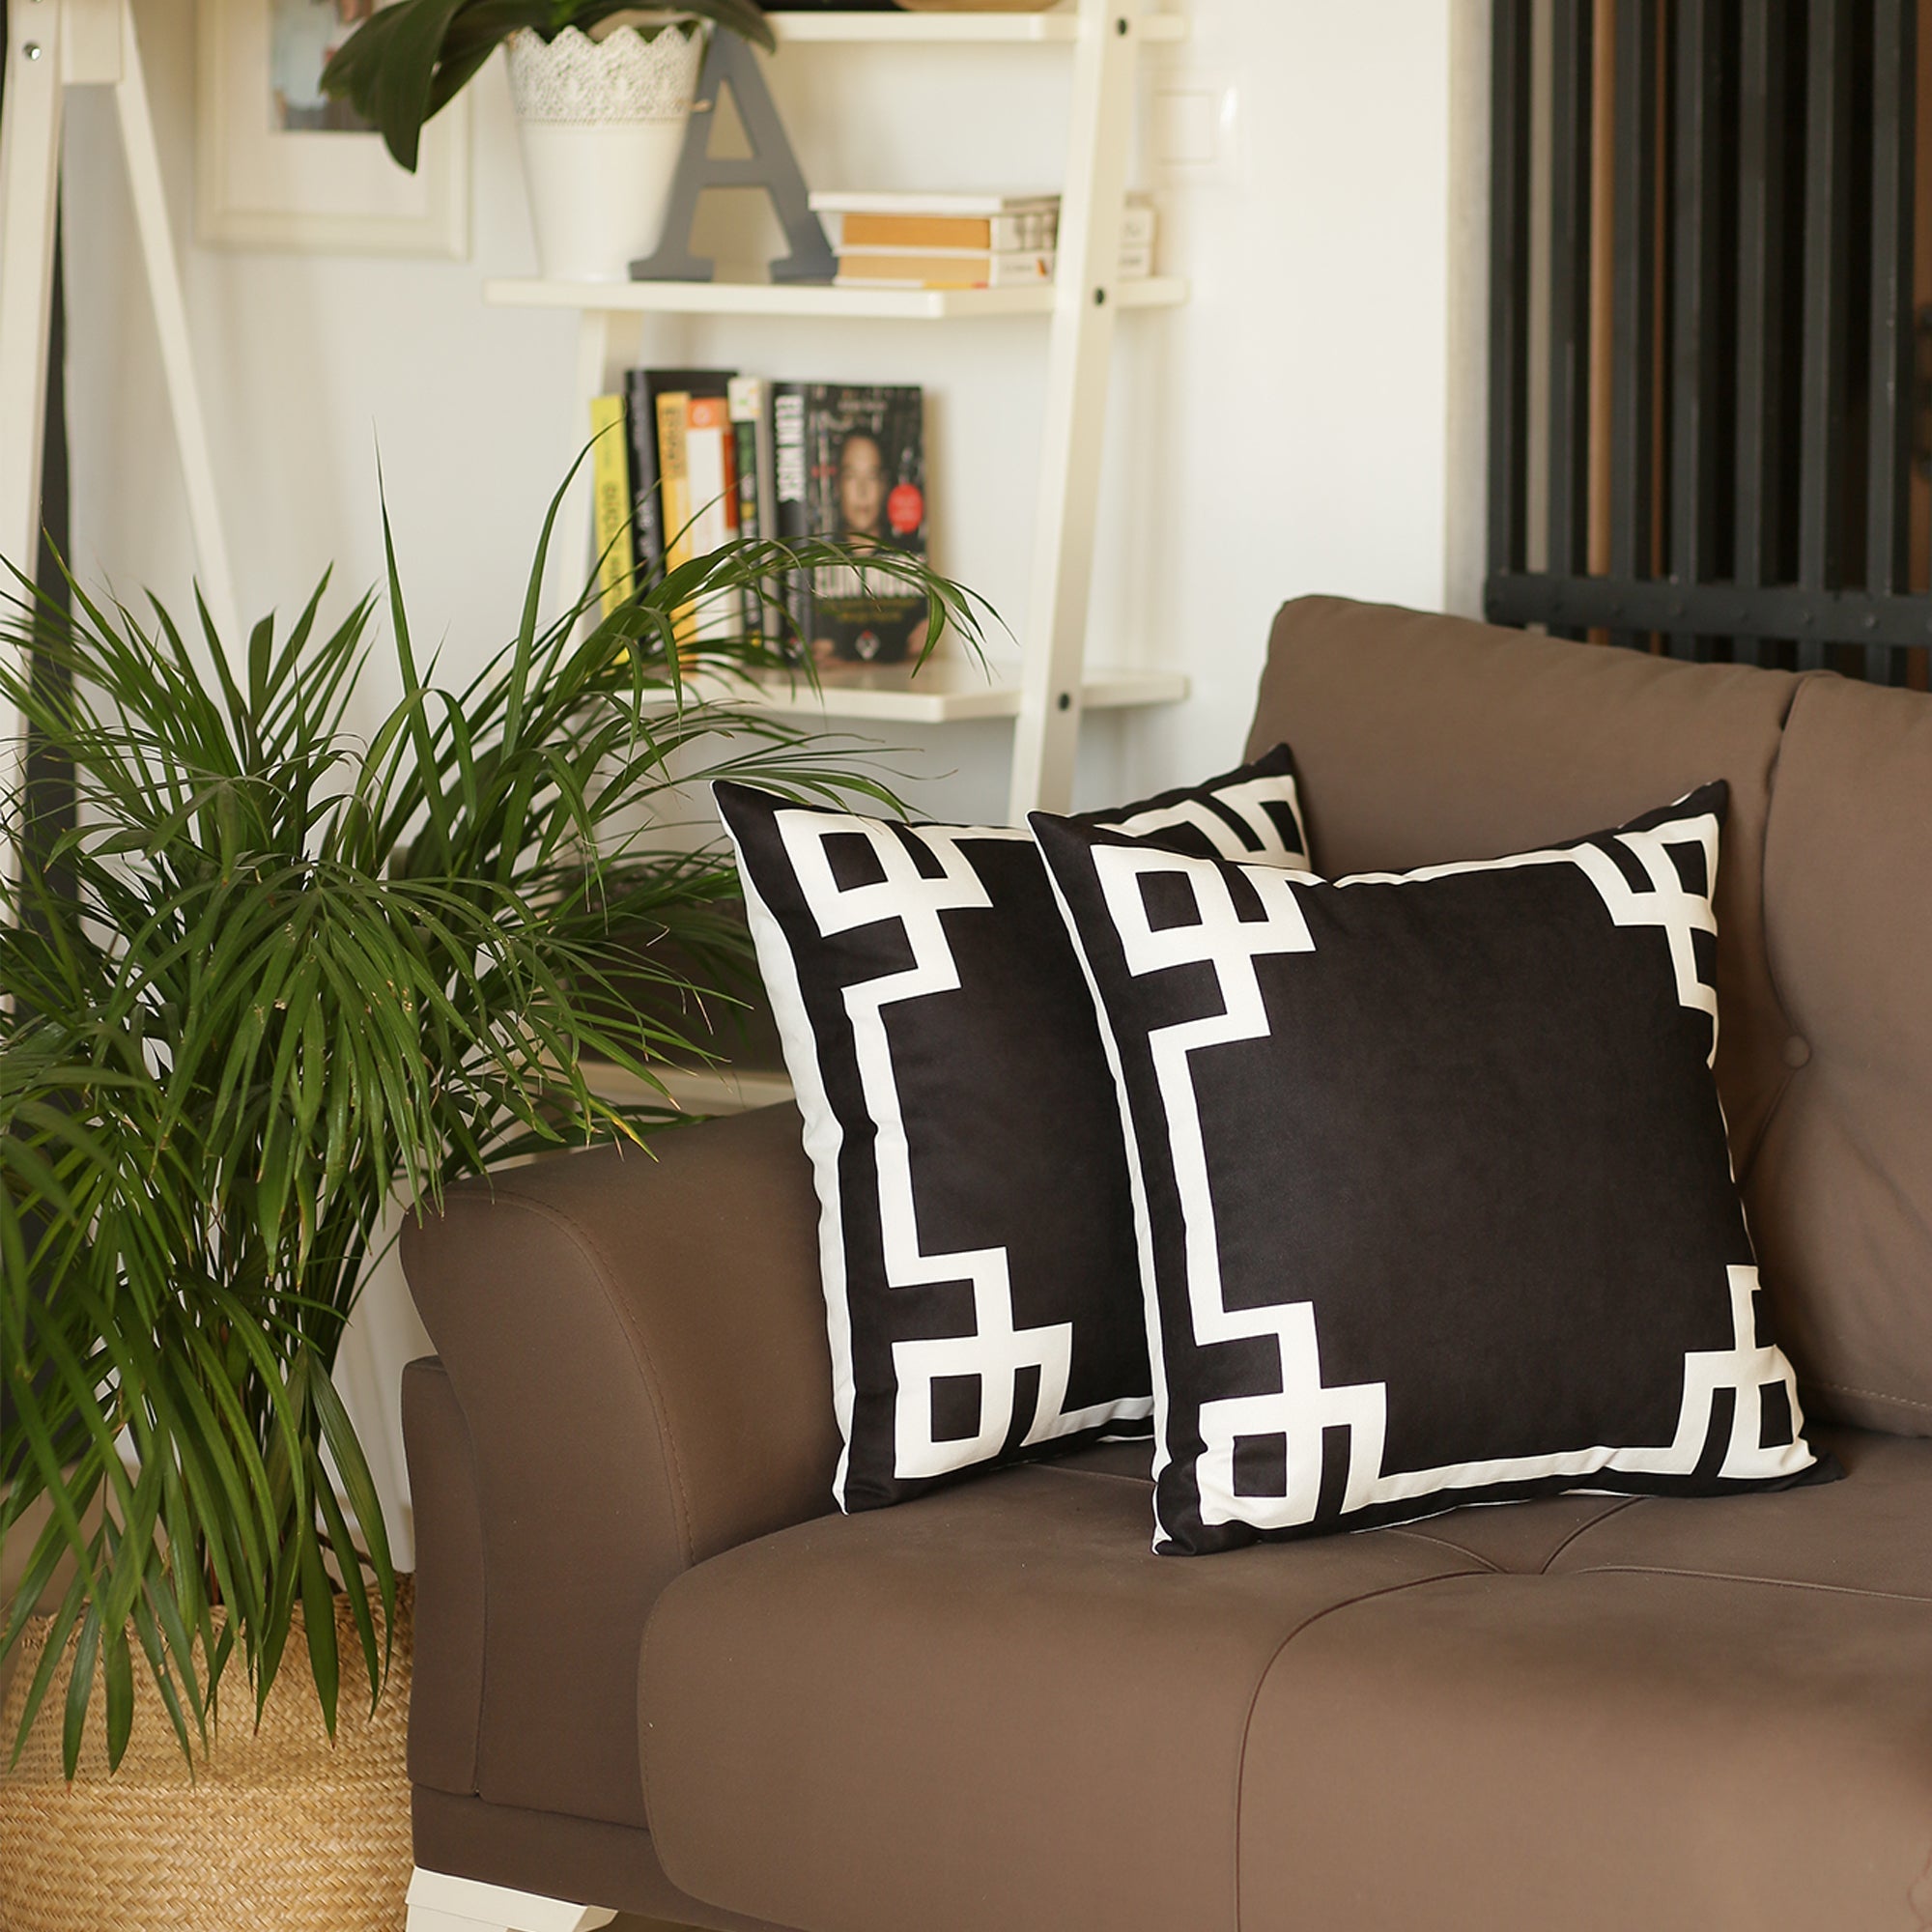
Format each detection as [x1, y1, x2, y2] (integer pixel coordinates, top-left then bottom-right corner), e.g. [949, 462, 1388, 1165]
[655, 391, 696, 655]
[588, 394, 634, 619]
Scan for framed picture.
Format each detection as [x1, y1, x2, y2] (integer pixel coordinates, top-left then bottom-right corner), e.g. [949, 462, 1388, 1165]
[196, 0, 469, 256]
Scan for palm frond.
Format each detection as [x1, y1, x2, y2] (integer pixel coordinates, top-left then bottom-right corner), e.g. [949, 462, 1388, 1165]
[0, 464, 990, 1772]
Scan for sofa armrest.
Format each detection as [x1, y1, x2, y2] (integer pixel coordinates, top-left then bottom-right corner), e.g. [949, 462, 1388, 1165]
[399, 1102, 838, 1833]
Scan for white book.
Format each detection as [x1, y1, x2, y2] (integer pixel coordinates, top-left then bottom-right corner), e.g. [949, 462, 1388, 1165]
[727, 375, 777, 543]
[836, 244, 1153, 289]
[835, 254, 1056, 290]
[682, 400, 736, 643]
[810, 190, 1061, 217]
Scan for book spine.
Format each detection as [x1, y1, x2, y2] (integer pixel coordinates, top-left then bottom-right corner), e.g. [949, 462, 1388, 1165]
[728, 376, 767, 641]
[588, 393, 634, 619]
[684, 393, 738, 644]
[835, 249, 1055, 288]
[771, 381, 810, 658]
[656, 391, 693, 656]
[623, 368, 665, 596]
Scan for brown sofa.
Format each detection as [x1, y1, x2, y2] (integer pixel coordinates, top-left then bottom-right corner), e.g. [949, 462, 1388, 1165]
[398, 599, 1932, 1932]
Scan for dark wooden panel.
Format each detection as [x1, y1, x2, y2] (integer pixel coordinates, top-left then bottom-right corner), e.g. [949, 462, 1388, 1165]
[1608, 0, 1660, 651]
[1487, 0, 1534, 579]
[1733, 0, 1786, 619]
[1548, 1, 1595, 603]
[1868, 0, 1918, 680]
[1669, 0, 1723, 660]
[1797, 0, 1854, 669]
[1485, 0, 1930, 686]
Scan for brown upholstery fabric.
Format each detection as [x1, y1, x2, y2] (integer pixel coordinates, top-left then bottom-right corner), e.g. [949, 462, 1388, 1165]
[644, 1433, 1932, 1932]
[640, 1444, 1492, 1932]
[1246, 598, 1803, 1179]
[400, 1104, 838, 1831]
[1747, 673, 1932, 1434]
[412, 1789, 798, 1931]
[1238, 1429, 1932, 1932]
[401, 1358, 485, 1797]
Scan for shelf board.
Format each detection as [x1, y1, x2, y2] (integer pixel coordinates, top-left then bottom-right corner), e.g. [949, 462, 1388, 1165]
[486, 275, 1186, 320]
[768, 10, 1187, 43]
[658, 660, 1188, 724]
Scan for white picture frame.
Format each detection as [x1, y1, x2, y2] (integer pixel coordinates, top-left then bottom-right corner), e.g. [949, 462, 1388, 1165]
[196, 0, 470, 257]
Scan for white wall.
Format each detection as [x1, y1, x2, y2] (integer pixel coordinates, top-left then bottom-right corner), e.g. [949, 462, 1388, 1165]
[51, 0, 1484, 1547]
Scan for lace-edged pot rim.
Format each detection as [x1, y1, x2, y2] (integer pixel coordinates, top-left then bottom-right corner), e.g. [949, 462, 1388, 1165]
[505, 23, 709, 127]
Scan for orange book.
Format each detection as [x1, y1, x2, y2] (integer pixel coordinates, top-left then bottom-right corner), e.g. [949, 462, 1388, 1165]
[835, 251, 1054, 289]
[683, 394, 741, 646]
[841, 213, 997, 250]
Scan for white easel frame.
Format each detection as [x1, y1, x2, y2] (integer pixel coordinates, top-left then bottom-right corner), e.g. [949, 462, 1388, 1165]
[0, 0, 238, 766]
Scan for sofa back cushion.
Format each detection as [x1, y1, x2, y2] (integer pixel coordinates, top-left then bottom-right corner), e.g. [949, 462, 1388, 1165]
[1247, 598, 1803, 1172]
[1747, 673, 1932, 1434]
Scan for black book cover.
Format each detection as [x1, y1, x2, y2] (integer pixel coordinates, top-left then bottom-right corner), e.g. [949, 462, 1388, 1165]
[771, 380, 812, 654]
[622, 369, 664, 583]
[627, 366, 734, 585]
[802, 384, 927, 665]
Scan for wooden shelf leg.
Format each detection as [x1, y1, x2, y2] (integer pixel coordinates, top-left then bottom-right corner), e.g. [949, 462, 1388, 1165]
[1007, 0, 1144, 822]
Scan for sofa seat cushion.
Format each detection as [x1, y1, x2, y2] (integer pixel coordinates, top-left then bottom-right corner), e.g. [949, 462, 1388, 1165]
[639, 1431, 1932, 1932]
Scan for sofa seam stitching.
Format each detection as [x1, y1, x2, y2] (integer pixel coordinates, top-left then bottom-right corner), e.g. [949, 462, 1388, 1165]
[1378, 1526, 1501, 1572]
[1022, 1463, 1152, 1490]
[1537, 1496, 1645, 1575]
[1231, 1567, 1483, 1932]
[1809, 1378, 1932, 1414]
[1554, 1562, 1932, 1605]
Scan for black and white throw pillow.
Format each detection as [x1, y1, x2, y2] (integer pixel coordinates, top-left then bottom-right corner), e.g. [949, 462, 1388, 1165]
[716, 750, 1310, 1513]
[1031, 784, 1833, 1555]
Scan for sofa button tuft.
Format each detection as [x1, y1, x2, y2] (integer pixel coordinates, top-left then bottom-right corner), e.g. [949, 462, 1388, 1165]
[1782, 1036, 1812, 1069]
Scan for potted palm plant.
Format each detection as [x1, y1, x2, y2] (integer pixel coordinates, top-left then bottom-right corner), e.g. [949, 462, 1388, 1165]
[0, 469, 983, 1929]
[323, 2, 775, 279]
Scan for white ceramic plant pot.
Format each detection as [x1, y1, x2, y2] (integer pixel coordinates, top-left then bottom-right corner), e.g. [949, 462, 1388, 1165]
[506, 23, 706, 283]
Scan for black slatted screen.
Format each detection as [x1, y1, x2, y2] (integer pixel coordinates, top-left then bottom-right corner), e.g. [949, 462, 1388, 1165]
[1487, 0, 1932, 683]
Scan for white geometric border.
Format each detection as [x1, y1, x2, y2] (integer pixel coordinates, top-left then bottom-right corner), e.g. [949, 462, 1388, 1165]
[1059, 797, 1817, 1542]
[726, 779, 1309, 1502]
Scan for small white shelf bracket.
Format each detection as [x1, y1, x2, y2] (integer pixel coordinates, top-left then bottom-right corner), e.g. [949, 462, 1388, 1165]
[1008, 0, 1146, 821]
[0, 0, 239, 800]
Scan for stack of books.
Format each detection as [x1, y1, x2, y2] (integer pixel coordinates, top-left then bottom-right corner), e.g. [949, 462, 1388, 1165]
[810, 191, 1157, 290]
[590, 372, 930, 667]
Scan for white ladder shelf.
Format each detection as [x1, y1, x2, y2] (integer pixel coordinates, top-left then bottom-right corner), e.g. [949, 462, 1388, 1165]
[489, 0, 1188, 824]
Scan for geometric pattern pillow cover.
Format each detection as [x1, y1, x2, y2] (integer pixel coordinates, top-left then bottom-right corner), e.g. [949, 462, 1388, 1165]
[716, 749, 1310, 1513]
[1031, 783, 1834, 1555]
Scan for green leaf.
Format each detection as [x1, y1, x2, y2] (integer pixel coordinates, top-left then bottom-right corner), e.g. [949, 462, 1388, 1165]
[63, 1606, 101, 1780]
[102, 1626, 135, 1771]
[295, 1534, 339, 1739]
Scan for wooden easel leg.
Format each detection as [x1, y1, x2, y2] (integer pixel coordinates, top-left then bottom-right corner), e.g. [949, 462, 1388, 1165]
[0, 0, 65, 589]
[0, 0, 65, 814]
[112, 0, 238, 642]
